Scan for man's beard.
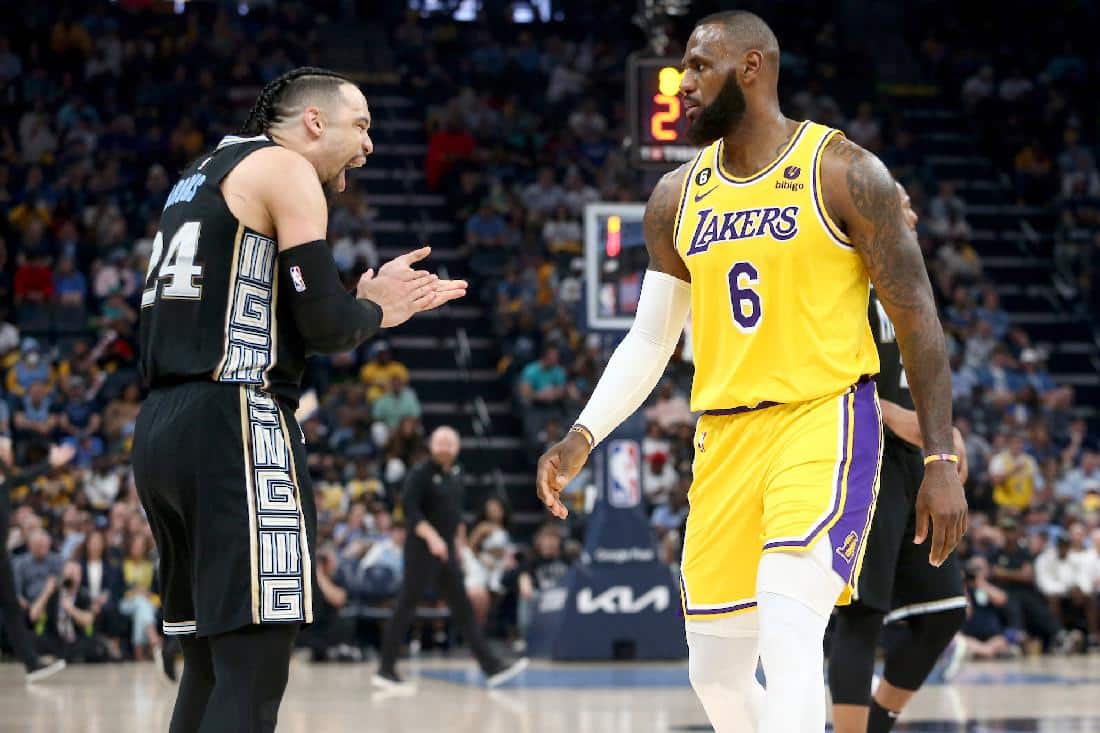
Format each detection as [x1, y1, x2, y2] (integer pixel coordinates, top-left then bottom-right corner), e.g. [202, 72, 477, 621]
[686, 75, 747, 146]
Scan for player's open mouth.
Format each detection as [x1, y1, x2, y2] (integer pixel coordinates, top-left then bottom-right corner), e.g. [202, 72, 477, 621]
[335, 158, 364, 193]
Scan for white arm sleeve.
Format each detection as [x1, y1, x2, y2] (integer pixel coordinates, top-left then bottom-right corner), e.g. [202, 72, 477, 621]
[575, 269, 691, 447]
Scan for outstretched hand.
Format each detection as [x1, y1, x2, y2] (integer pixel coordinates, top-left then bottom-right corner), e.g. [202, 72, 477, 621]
[535, 432, 591, 520]
[357, 246, 467, 328]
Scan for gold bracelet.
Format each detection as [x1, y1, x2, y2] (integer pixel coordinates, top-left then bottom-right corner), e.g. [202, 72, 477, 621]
[569, 424, 594, 450]
[923, 453, 960, 466]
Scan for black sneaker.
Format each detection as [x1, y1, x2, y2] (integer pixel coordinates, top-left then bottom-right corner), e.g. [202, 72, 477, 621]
[371, 668, 415, 693]
[26, 658, 66, 684]
[486, 657, 529, 688]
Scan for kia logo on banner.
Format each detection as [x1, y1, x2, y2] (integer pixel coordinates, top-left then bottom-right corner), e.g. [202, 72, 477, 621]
[608, 440, 641, 508]
[576, 585, 670, 615]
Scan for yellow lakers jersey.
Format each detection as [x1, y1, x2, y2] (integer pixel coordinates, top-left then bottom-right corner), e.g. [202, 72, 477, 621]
[674, 120, 879, 411]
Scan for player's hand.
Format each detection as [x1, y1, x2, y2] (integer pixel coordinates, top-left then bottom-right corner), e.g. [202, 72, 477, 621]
[895, 181, 918, 231]
[535, 431, 591, 520]
[357, 246, 467, 328]
[914, 461, 968, 567]
[48, 442, 77, 468]
[427, 535, 449, 562]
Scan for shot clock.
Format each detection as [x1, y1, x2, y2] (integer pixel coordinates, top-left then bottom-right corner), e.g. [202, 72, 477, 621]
[627, 55, 698, 169]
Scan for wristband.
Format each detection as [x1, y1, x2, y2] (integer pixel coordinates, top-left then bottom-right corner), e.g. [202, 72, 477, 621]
[569, 424, 595, 450]
[923, 453, 959, 466]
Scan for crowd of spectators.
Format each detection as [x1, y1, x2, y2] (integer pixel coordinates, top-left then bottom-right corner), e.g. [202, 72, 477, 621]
[2, 1, 1099, 670]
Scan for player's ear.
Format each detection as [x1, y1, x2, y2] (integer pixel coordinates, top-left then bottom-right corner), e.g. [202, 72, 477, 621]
[742, 49, 763, 83]
[303, 106, 324, 139]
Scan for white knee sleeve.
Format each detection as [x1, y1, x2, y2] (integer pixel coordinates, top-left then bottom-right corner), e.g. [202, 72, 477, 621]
[756, 546, 840, 733]
[687, 632, 763, 733]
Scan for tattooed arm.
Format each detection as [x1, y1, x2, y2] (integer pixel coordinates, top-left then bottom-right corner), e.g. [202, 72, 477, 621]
[821, 136, 967, 565]
[535, 163, 692, 518]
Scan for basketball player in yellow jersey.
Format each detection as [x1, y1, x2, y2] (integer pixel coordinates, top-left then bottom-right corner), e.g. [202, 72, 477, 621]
[536, 10, 967, 733]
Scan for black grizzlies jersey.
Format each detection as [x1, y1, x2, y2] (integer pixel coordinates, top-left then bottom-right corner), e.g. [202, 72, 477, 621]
[868, 288, 914, 411]
[139, 135, 310, 406]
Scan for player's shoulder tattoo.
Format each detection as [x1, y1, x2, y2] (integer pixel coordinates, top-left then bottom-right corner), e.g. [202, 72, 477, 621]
[824, 135, 925, 311]
[643, 161, 692, 280]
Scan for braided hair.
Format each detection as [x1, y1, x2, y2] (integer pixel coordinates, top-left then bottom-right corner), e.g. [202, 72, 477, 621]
[239, 66, 354, 136]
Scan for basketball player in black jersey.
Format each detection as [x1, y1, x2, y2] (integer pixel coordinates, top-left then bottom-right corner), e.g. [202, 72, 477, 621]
[828, 184, 967, 733]
[132, 67, 466, 732]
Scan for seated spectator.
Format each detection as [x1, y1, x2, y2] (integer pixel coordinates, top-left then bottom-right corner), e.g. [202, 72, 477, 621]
[1035, 532, 1094, 634]
[13, 381, 59, 451]
[513, 524, 570, 641]
[1019, 349, 1073, 410]
[119, 534, 161, 661]
[1057, 451, 1100, 505]
[57, 375, 100, 443]
[13, 253, 54, 332]
[517, 346, 567, 445]
[959, 556, 1019, 659]
[78, 530, 126, 659]
[6, 338, 54, 397]
[646, 379, 693, 432]
[845, 101, 881, 151]
[465, 200, 511, 276]
[359, 341, 409, 403]
[43, 560, 109, 663]
[303, 546, 358, 662]
[643, 449, 679, 509]
[53, 255, 88, 332]
[991, 435, 1043, 512]
[101, 382, 141, 445]
[1014, 138, 1055, 204]
[542, 205, 582, 259]
[522, 167, 565, 220]
[15, 529, 63, 636]
[975, 286, 1011, 340]
[929, 180, 966, 223]
[372, 375, 421, 432]
[651, 484, 689, 541]
[961, 65, 995, 112]
[990, 518, 1066, 652]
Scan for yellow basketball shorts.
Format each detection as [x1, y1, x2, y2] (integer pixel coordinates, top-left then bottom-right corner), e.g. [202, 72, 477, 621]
[680, 378, 882, 619]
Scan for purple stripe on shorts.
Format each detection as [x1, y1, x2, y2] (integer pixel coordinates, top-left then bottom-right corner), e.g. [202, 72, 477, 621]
[680, 573, 758, 616]
[826, 379, 882, 583]
[762, 387, 853, 552]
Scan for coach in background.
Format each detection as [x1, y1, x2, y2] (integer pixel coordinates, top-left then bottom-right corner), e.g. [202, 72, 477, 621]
[374, 426, 527, 690]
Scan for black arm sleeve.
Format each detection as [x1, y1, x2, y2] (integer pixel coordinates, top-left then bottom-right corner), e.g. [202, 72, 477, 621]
[401, 463, 428, 531]
[278, 240, 383, 355]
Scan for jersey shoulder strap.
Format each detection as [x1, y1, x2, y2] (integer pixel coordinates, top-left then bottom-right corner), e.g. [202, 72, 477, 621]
[188, 135, 279, 186]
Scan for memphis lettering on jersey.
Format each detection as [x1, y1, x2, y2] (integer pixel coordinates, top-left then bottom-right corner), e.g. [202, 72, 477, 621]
[163, 173, 206, 211]
[685, 205, 799, 256]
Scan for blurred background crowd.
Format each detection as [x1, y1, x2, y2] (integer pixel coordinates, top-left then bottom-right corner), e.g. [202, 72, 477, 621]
[1, 0, 1098, 667]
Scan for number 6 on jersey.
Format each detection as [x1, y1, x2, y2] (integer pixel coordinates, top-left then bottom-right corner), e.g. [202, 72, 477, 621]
[141, 221, 204, 307]
[728, 261, 762, 332]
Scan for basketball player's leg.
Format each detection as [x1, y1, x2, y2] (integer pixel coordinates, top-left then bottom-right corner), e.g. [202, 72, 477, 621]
[170, 636, 215, 733]
[686, 626, 763, 731]
[829, 603, 886, 733]
[868, 536, 966, 733]
[198, 624, 299, 733]
[756, 542, 845, 732]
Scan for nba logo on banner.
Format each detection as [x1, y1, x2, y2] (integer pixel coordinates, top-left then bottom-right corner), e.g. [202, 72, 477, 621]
[608, 440, 641, 508]
[290, 266, 307, 292]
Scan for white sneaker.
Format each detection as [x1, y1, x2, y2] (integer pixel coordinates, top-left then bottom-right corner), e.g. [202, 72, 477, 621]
[26, 659, 67, 684]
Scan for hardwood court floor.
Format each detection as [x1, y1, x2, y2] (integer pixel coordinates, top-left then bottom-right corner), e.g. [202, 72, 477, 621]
[6, 654, 1100, 732]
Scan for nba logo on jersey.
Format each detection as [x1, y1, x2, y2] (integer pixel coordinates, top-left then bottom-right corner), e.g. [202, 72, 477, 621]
[607, 440, 641, 508]
[289, 266, 307, 292]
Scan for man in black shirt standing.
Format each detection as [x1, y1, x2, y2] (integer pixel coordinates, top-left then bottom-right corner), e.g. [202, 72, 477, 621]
[374, 426, 527, 689]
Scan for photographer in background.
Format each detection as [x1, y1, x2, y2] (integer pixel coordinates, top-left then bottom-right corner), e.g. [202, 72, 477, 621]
[959, 556, 1019, 658]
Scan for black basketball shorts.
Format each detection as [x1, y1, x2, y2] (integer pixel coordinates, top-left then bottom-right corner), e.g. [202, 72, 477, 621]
[132, 382, 316, 638]
[854, 437, 966, 620]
